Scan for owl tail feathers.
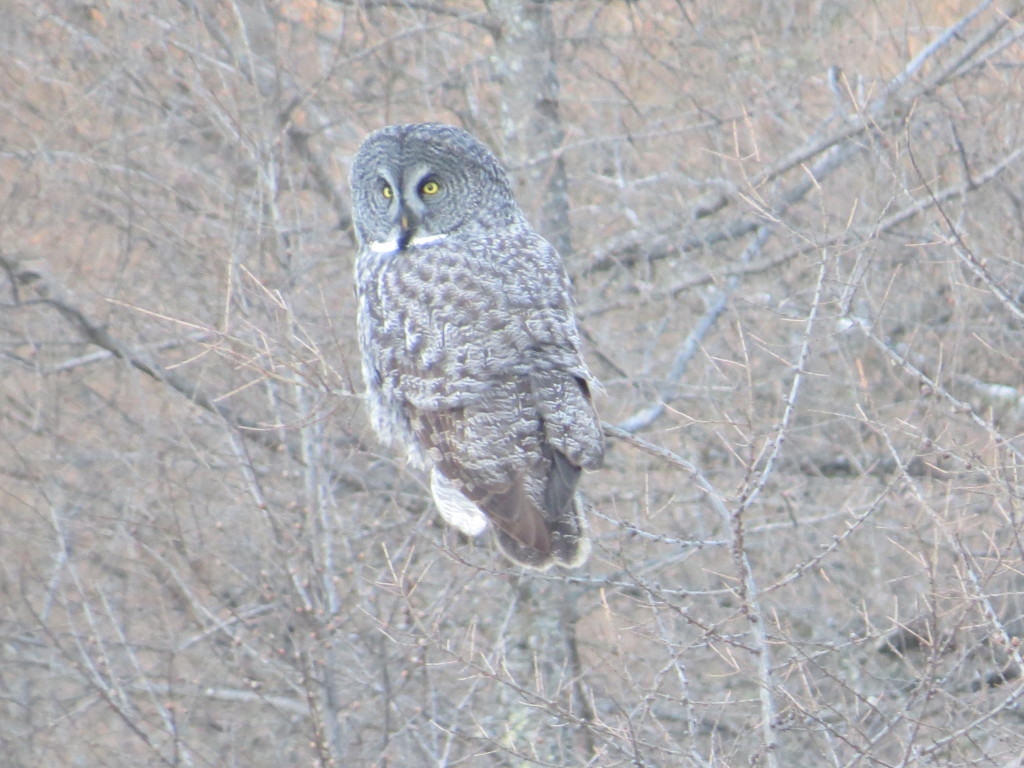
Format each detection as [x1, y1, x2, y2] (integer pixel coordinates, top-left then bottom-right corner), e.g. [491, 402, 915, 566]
[430, 466, 591, 570]
[494, 494, 591, 570]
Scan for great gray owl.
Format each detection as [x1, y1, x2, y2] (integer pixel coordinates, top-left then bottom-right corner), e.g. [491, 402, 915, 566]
[350, 123, 604, 569]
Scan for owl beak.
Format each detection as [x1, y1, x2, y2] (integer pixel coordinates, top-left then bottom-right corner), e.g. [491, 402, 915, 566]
[395, 205, 415, 250]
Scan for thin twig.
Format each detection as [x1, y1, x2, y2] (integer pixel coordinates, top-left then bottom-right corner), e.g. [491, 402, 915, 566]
[737, 246, 830, 512]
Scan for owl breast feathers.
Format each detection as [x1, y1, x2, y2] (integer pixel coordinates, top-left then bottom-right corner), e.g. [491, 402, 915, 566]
[350, 122, 603, 569]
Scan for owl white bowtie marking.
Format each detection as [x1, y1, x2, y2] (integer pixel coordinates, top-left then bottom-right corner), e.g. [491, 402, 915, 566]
[350, 122, 604, 569]
[368, 233, 448, 254]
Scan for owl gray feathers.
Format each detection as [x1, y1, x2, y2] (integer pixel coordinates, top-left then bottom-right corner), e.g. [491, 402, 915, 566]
[350, 123, 603, 569]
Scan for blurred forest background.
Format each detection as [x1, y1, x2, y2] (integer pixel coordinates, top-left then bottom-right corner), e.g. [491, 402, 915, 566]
[3, 1, 1024, 766]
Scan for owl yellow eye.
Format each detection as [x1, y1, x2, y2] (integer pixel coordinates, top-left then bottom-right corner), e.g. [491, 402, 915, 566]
[420, 179, 440, 195]
[381, 183, 393, 199]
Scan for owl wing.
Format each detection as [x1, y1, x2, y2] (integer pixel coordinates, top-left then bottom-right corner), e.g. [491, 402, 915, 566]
[531, 368, 604, 471]
[407, 295, 602, 565]
[512, 236, 605, 472]
[390, 231, 602, 567]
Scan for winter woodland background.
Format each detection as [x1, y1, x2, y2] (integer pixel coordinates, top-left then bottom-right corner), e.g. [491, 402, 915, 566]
[3, 1, 1024, 766]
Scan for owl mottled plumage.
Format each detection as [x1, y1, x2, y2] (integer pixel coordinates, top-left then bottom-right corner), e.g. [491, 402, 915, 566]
[350, 123, 603, 569]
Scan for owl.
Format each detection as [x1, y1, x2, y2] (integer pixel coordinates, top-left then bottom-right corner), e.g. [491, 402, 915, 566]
[349, 123, 604, 569]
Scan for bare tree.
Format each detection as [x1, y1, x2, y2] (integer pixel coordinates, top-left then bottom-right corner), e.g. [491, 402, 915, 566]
[487, 0, 575, 257]
[2, 1, 1024, 766]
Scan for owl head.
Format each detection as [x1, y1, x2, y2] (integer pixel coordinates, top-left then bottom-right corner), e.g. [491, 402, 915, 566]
[349, 123, 522, 253]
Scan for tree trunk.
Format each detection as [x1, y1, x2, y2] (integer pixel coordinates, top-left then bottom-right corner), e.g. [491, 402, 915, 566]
[487, 0, 574, 259]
